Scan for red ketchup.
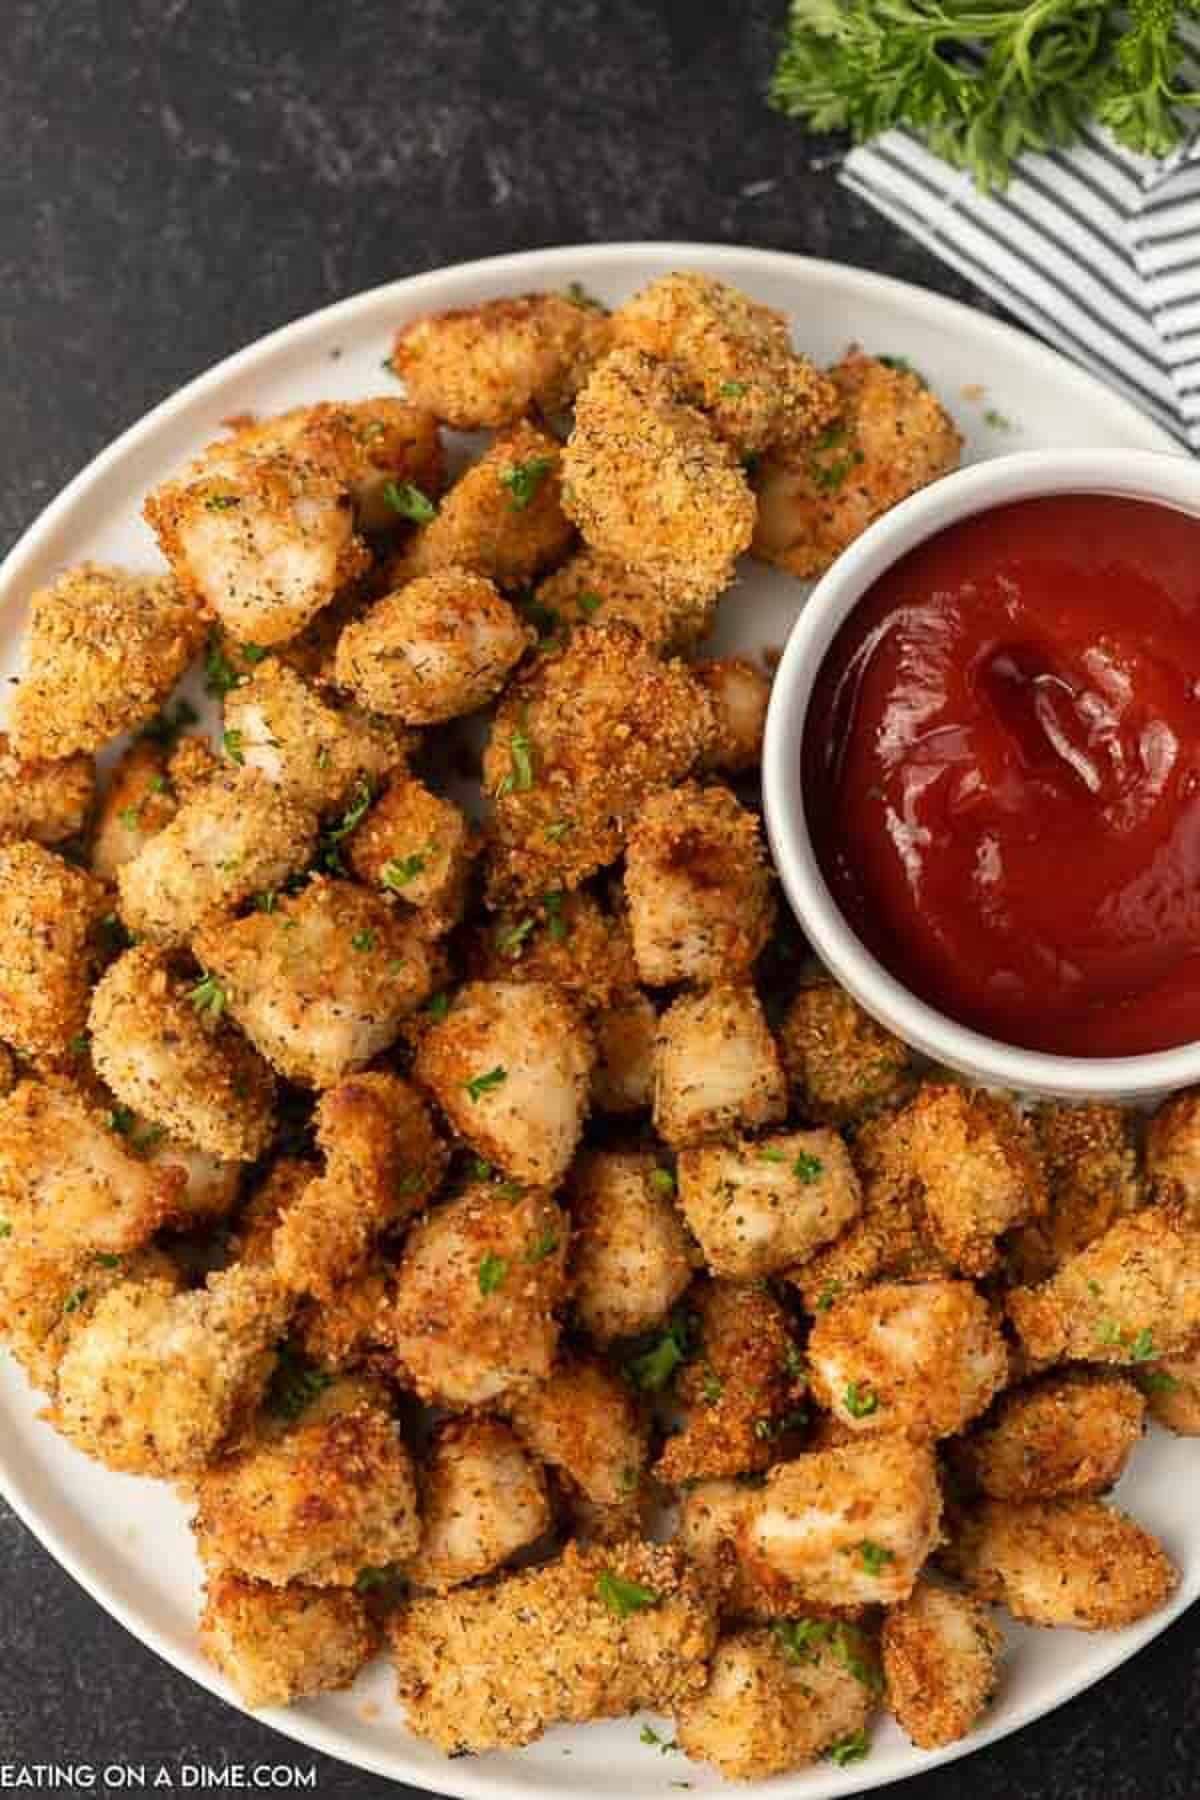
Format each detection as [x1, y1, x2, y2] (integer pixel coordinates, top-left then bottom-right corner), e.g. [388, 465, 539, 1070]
[803, 494, 1200, 1058]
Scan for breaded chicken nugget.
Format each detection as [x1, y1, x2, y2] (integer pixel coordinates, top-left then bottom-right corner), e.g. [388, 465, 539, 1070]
[903, 1084, 1045, 1277]
[53, 1262, 291, 1475]
[677, 1128, 861, 1280]
[295, 1258, 392, 1376]
[272, 1072, 445, 1300]
[193, 878, 435, 1088]
[89, 946, 276, 1161]
[0, 733, 94, 847]
[392, 292, 611, 428]
[167, 731, 221, 798]
[381, 1181, 568, 1408]
[200, 1571, 377, 1709]
[613, 270, 837, 454]
[392, 422, 573, 589]
[222, 657, 409, 813]
[1007, 1204, 1200, 1368]
[807, 1278, 1008, 1440]
[1139, 1338, 1200, 1434]
[943, 1496, 1176, 1630]
[405, 1416, 552, 1592]
[624, 782, 774, 986]
[143, 434, 371, 648]
[955, 1371, 1144, 1500]
[90, 740, 179, 880]
[192, 1375, 420, 1587]
[10, 564, 206, 759]
[590, 991, 657, 1115]
[674, 1624, 874, 1782]
[678, 1480, 862, 1623]
[0, 1238, 175, 1397]
[235, 397, 446, 532]
[117, 768, 317, 946]
[334, 568, 529, 725]
[883, 1580, 1003, 1750]
[534, 548, 716, 655]
[347, 771, 475, 936]
[483, 622, 715, 900]
[0, 842, 106, 1058]
[470, 889, 637, 1013]
[0, 1077, 184, 1255]
[414, 979, 592, 1186]
[658, 1280, 805, 1484]
[390, 1540, 718, 1753]
[751, 351, 962, 579]
[562, 348, 755, 604]
[779, 980, 914, 1127]
[1009, 1101, 1145, 1285]
[694, 658, 771, 775]
[505, 1354, 647, 1505]
[569, 1148, 695, 1346]
[745, 1440, 942, 1607]
[653, 984, 787, 1148]
[1146, 1088, 1200, 1213]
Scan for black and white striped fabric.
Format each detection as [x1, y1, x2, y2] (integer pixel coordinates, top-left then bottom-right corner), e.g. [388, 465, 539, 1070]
[843, 114, 1200, 449]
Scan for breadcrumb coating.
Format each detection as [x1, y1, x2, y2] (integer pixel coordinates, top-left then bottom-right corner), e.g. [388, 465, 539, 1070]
[390, 1540, 718, 1753]
[745, 1439, 942, 1607]
[405, 1416, 552, 1592]
[381, 1181, 569, 1408]
[569, 1148, 695, 1346]
[234, 397, 446, 532]
[674, 1624, 873, 1781]
[653, 984, 787, 1148]
[53, 1262, 291, 1476]
[751, 350, 962, 579]
[483, 622, 715, 900]
[562, 348, 755, 605]
[272, 1072, 446, 1300]
[10, 563, 206, 759]
[347, 771, 475, 936]
[414, 979, 593, 1186]
[0, 842, 107, 1058]
[534, 547, 717, 654]
[590, 991, 658, 1115]
[1009, 1101, 1145, 1284]
[200, 1571, 377, 1709]
[0, 733, 94, 847]
[89, 945, 276, 1161]
[392, 292, 611, 428]
[677, 1128, 860, 1280]
[677, 1480, 851, 1623]
[613, 270, 837, 455]
[222, 657, 409, 812]
[193, 1375, 420, 1587]
[657, 1279, 805, 1484]
[193, 878, 436, 1088]
[469, 889, 637, 1013]
[90, 740, 179, 880]
[392, 421, 574, 589]
[1007, 1204, 1200, 1368]
[903, 1084, 1045, 1276]
[117, 768, 318, 946]
[807, 1277, 1008, 1440]
[1146, 1087, 1200, 1213]
[955, 1371, 1145, 1500]
[944, 1496, 1176, 1630]
[504, 1354, 647, 1505]
[0, 1238, 175, 1398]
[167, 732, 221, 798]
[335, 568, 530, 724]
[694, 658, 771, 775]
[883, 1580, 1003, 1750]
[624, 782, 775, 986]
[779, 980, 914, 1127]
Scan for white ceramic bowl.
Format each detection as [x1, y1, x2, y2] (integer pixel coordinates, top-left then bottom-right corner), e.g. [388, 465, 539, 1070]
[763, 446, 1200, 1101]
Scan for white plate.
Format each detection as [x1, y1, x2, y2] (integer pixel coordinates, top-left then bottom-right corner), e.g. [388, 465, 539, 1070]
[0, 242, 1186, 1800]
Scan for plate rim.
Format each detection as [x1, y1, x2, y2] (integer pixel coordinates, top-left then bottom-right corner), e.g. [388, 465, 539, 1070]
[0, 239, 1184, 1800]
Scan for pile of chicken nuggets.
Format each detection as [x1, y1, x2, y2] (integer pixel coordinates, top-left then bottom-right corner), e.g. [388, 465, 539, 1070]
[0, 269, 1194, 1783]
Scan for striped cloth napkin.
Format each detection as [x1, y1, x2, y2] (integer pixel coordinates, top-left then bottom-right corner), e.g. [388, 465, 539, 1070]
[843, 118, 1200, 450]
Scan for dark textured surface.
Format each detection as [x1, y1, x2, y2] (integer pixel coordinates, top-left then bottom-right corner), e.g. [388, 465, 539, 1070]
[0, 2, 1193, 1796]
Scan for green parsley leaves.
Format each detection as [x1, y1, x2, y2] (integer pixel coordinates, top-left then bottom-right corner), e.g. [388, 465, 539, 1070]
[595, 1570, 660, 1617]
[844, 1381, 879, 1418]
[188, 971, 227, 1018]
[465, 1066, 507, 1102]
[477, 1252, 508, 1295]
[500, 455, 553, 511]
[383, 480, 438, 524]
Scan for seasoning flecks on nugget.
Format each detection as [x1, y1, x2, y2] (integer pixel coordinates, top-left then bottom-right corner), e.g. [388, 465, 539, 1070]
[0, 842, 107, 1059]
[903, 1083, 1046, 1277]
[677, 1128, 860, 1281]
[568, 1148, 695, 1347]
[883, 1580, 1003, 1751]
[347, 770, 476, 936]
[221, 656, 410, 813]
[90, 740, 178, 880]
[0, 732, 94, 847]
[779, 978, 914, 1126]
[653, 984, 787, 1149]
[404, 1416, 552, 1593]
[200, 1571, 377, 1710]
[470, 888, 637, 1014]
[504, 1354, 647, 1507]
[954, 1370, 1145, 1501]
[534, 547, 718, 655]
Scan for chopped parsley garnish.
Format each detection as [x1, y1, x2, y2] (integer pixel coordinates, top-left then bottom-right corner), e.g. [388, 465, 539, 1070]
[350, 929, 376, 952]
[496, 916, 536, 958]
[253, 890, 279, 913]
[497, 719, 535, 795]
[465, 1066, 507, 1102]
[204, 492, 241, 511]
[240, 643, 269, 664]
[772, 1618, 834, 1664]
[62, 1287, 89, 1314]
[472, 1158, 494, 1181]
[222, 728, 246, 766]
[784, 1343, 806, 1379]
[1098, 1320, 1157, 1362]
[719, 380, 747, 397]
[564, 280, 604, 310]
[150, 773, 169, 793]
[319, 776, 375, 872]
[650, 1167, 676, 1196]
[204, 635, 244, 697]
[0, 1220, 11, 1239]
[758, 1146, 787, 1163]
[267, 1345, 334, 1421]
[426, 991, 450, 1021]
[844, 1381, 879, 1418]
[139, 697, 199, 747]
[575, 590, 603, 617]
[499, 455, 554, 512]
[627, 1308, 696, 1392]
[525, 1227, 560, 1263]
[117, 804, 142, 831]
[639, 1725, 679, 1753]
[383, 854, 426, 890]
[545, 818, 574, 842]
[1128, 1327, 1157, 1363]
[189, 971, 227, 1018]
[856, 1539, 895, 1576]
[878, 354, 912, 373]
[99, 912, 133, 955]
[701, 1367, 724, 1404]
[984, 407, 1013, 430]
[828, 1729, 870, 1768]
[93, 1252, 123, 1270]
[355, 1564, 398, 1592]
[107, 1106, 136, 1137]
[383, 480, 438, 524]
[542, 889, 567, 942]
[595, 1570, 660, 1617]
[793, 1151, 824, 1183]
[1139, 1368, 1181, 1395]
[68, 1032, 89, 1057]
[477, 1252, 508, 1295]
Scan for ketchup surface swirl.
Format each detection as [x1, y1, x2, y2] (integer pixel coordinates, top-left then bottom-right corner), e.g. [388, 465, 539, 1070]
[802, 494, 1200, 1057]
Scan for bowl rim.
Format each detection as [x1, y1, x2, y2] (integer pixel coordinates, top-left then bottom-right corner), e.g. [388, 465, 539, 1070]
[762, 445, 1200, 1100]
